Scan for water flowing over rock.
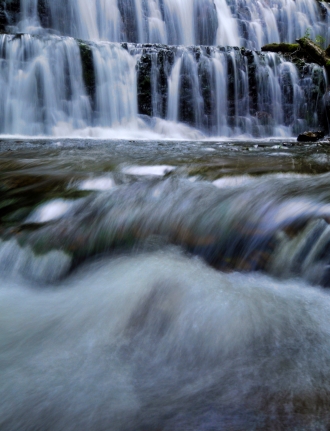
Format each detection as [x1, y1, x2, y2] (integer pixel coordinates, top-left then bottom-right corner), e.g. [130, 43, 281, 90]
[2, 171, 330, 287]
[3, 2, 330, 430]
[0, 0, 329, 138]
[1, 0, 329, 50]
[0, 34, 327, 138]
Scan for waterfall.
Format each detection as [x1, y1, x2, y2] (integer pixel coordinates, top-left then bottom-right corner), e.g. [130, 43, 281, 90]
[92, 43, 138, 128]
[13, 0, 330, 48]
[0, 34, 91, 136]
[3, 3, 330, 429]
[0, 34, 326, 138]
[0, 0, 328, 138]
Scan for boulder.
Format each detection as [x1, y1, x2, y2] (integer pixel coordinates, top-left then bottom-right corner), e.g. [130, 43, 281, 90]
[296, 37, 330, 72]
[297, 130, 325, 142]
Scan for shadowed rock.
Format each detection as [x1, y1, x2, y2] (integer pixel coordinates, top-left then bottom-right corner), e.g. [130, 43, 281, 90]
[297, 130, 325, 142]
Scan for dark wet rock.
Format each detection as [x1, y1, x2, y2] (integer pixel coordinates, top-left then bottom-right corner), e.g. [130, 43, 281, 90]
[0, 0, 20, 33]
[137, 53, 152, 117]
[262, 40, 330, 102]
[0, 171, 88, 229]
[0, 7, 7, 33]
[318, 0, 329, 19]
[296, 37, 330, 74]
[38, 0, 50, 28]
[133, 43, 326, 132]
[179, 51, 199, 125]
[297, 130, 325, 142]
[324, 89, 330, 128]
[136, 45, 174, 118]
[77, 40, 96, 107]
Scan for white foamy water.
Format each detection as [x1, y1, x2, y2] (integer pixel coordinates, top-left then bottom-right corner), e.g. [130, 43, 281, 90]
[1, 250, 330, 430]
[213, 173, 312, 189]
[26, 199, 75, 223]
[79, 177, 115, 191]
[213, 175, 257, 189]
[51, 118, 205, 141]
[122, 165, 175, 176]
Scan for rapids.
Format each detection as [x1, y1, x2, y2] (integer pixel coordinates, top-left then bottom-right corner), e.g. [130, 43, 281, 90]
[2, 251, 330, 430]
[1, 138, 330, 430]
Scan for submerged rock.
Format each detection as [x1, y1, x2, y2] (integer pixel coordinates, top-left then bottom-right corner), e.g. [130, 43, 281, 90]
[297, 130, 325, 142]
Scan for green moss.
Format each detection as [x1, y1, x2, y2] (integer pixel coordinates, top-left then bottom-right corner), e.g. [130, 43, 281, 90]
[299, 37, 308, 48]
[261, 43, 299, 53]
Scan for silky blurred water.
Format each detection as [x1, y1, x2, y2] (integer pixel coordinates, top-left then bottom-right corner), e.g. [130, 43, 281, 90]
[1, 139, 330, 429]
[2, 250, 330, 430]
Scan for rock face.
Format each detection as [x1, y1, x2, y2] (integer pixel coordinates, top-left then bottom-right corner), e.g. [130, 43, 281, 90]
[133, 44, 327, 135]
[296, 37, 330, 72]
[0, 0, 20, 33]
[136, 45, 175, 118]
[78, 41, 96, 107]
[262, 39, 330, 75]
[0, 1, 328, 135]
[0, 33, 327, 137]
[262, 39, 330, 133]
[297, 130, 325, 142]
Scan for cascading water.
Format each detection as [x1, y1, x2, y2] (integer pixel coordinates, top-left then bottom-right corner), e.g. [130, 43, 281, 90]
[3, 2, 330, 429]
[8, 0, 330, 48]
[2, 140, 330, 429]
[0, 34, 91, 135]
[92, 42, 138, 128]
[0, 0, 329, 138]
[0, 34, 326, 138]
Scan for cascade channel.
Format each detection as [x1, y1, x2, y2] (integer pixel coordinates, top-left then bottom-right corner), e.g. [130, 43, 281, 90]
[3, 1, 330, 430]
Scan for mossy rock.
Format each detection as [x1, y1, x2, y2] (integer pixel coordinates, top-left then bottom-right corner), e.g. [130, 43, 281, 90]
[297, 130, 325, 142]
[261, 43, 300, 53]
[325, 45, 330, 57]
